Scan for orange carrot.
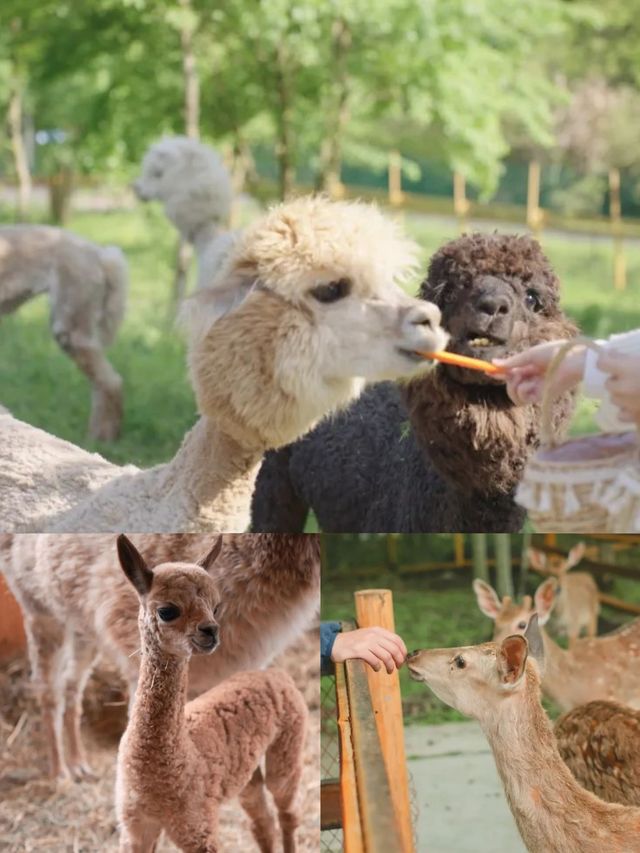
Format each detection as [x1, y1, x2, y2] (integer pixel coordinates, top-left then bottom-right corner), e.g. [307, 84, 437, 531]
[417, 349, 505, 375]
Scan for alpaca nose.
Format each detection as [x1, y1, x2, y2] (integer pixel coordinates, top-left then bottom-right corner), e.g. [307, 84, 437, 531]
[197, 623, 219, 646]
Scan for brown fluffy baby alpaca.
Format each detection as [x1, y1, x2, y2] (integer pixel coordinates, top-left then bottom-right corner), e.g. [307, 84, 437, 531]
[115, 535, 307, 853]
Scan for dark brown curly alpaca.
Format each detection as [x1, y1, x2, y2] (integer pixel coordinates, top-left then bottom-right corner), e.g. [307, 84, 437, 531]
[251, 232, 577, 532]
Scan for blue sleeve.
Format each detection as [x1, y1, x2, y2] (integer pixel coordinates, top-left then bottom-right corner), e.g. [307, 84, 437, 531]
[320, 621, 342, 676]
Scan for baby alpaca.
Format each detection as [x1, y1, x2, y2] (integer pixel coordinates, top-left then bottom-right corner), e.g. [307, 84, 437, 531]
[528, 543, 599, 645]
[116, 535, 307, 853]
[407, 617, 640, 853]
[0, 225, 128, 440]
[473, 577, 640, 711]
[133, 136, 234, 292]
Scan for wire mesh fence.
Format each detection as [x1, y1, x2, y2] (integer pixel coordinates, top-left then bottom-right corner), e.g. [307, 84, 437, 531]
[321, 673, 343, 852]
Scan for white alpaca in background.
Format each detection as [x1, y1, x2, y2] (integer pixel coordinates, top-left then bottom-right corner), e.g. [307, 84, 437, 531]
[133, 136, 236, 293]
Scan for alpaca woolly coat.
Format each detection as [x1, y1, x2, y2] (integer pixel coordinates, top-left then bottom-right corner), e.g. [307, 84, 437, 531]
[251, 233, 577, 533]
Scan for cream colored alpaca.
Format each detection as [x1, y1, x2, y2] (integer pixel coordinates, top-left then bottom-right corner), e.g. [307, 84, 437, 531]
[473, 577, 640, 711]
[115, 535, 307, 853]
[0, 225, 128, 440]
[407, 616, 640, 853]
[1, 532, 318, 781]
[0, 196, 446, 533]
[528, 543, 600, 645]
[133, 136, 235, 291]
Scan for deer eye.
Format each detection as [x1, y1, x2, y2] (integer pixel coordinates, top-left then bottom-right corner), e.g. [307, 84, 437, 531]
[309, 278, 351, 303]
[157, 604, 180, 622]
[454, 655, 466, 669]
[517, 621, 527, 630]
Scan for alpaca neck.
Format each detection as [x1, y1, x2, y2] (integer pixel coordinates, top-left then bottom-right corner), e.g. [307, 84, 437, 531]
[129, 627, 190, 761]
[191, 220, 218, 257]
[159, 416, 262, 531]
[482, 671, 601, 848]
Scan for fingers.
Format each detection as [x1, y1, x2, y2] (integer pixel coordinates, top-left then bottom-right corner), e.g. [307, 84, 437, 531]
[330, 627, 407, 673]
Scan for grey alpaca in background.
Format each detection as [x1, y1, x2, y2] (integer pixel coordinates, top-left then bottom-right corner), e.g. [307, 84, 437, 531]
[0, 226, 127, 441]
[251, 232, 577, 533]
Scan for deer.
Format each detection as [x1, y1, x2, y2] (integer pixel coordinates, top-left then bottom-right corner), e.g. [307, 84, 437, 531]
[528, 543, 600, 646]
[407, 616, 640, 853]
[472, 576, 640, 712]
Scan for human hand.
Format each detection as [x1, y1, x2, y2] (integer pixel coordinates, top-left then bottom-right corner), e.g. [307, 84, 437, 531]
[331, 627, 407, 673]
[493, 341, 585, 405]
[598, 349, 640, 425]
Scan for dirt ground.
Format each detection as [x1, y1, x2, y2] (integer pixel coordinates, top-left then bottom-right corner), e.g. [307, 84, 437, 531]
[0, 628, 320, 852]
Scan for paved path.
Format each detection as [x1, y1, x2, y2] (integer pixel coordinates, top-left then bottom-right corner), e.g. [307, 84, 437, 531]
[404, 722, 526, 853]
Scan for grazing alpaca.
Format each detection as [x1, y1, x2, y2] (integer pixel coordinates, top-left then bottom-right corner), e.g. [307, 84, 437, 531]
[0, 226, 128, 441]
[555, 701, 640, 806]
[251, 232, 577, 533]
[528, 543, 600, 645]
[473, 577, 640, 711]
[133, 136, 235, 292]
[407, 616, 640, 853]
[115, 535, 307, 853]
[0, 196, 447, 533]
[1, 532, 319, 781]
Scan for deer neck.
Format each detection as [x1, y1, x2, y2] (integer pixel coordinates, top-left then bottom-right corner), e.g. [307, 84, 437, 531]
[482, 669, 604, 849]
[128, 627, 190, 763]
[159, 416, 263, 531]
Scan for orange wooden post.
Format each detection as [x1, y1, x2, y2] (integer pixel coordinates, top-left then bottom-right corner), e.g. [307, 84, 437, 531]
[453, 533, 465, 567]
[0, 573, 26, 662]
[354, 589, 414, 853]
[527, 160, 543, 239]
[388, 150, 404, 206]
[453, 171, 470, 233]
[335, 658, 364, 852]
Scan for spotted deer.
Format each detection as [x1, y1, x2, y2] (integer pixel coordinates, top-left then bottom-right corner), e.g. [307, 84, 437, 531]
[528, 543, 599, 646]
[472, 577, 640, 712]
[407, 616, 640, 853]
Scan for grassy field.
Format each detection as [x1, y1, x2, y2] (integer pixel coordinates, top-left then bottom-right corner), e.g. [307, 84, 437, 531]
[1, 200, 639, 469]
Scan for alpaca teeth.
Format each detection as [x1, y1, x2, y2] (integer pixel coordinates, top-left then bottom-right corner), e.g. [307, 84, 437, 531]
[470, 337, 491, 347]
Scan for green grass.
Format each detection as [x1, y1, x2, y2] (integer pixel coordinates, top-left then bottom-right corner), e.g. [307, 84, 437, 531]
[1, 201, 638, 467]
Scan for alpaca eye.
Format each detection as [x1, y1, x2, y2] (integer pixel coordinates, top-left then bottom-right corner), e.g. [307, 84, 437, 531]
[157, 604, 180, 622]
[213, 604, 221, 616]
[525, 289, 541, 311]
[517, 621, 527, 630]
[454, 655, 466, 669]
[310, 278, 351, 303]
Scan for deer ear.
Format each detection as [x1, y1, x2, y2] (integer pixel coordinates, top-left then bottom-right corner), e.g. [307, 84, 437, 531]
[567, 542, 586, 568]
[527, 548, 546, 571]
[473, 579, 502, 619]
[524, 614, 545, 673]
[117, 535, 153, 597]
[498, 635, 528, 685]
[197, 537, 224, 573]
[533, 577, 557, 626]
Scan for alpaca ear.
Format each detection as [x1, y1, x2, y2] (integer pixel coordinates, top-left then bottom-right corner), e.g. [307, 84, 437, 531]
[473, 579, 502, 620]
[524, 613, 545, 673]
[533, 577, 557, 626]
[566, 542, 586, 569]
[116, 535, 153, 597]
[497, 634, 528, 685]
[197, 537, 223, 573]
[527, 548, 546, 572]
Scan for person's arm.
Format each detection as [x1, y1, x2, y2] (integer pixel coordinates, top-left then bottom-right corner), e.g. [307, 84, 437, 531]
[584, 330, 640, 431]
[321, 621, 342, 676]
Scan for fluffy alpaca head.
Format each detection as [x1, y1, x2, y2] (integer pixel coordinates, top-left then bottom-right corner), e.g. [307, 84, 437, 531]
[133, 136, 232, 240]
[403, 232, 577, 495]
[183, 196, 448, 450]
[116, 535, 223, 659]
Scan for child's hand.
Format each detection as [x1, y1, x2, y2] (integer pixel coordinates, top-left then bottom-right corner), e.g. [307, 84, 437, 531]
[494, 341, 585, 405]
[598, 349, 640, 425]
[331, 627, 407, 673]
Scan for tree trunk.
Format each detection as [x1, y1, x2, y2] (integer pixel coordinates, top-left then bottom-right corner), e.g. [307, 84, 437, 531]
[494, 534, 513, 598]
[7, 66, 31, 219]
[275, 43, 295, 200]
[178, 0, 200, 140]
[317, 17, 351, 196]
[48, 169, 74, 225]
[471, 534, 489, 582]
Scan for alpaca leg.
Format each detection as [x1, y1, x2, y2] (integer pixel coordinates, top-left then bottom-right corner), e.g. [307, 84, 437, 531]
[51, 319, 123, 441]
[266, 733, 304, 853]
[118, 819, 162, 853]
[238, 766, 277, 853]
[61, 633, 98, 781]
[23, 615, 69, 779]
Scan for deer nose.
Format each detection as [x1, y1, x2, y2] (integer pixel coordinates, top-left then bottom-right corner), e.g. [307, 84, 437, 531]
[406, 650, 420, 660]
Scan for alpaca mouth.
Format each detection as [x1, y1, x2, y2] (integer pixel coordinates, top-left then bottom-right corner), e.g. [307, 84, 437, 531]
[396, 347, 427, 363]
[191, 638, 219, 654]
[465, 333, 507, 350]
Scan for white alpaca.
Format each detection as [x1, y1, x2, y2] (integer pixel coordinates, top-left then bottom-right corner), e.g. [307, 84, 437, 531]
[1, 532, 319, 781]
[0, 196, 447, 533]
[115, 535, 307, 853]
[0, 226, 128, 440]
[133, 136, 236, 292]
